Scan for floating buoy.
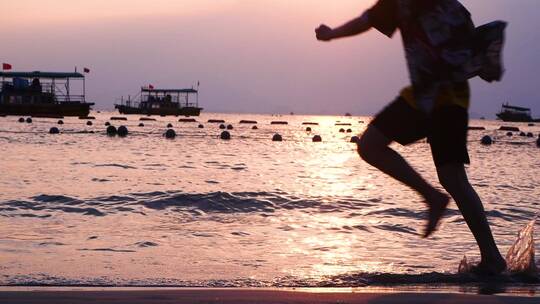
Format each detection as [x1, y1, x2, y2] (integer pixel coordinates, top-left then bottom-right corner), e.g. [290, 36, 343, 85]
[528, 123, 535, 127]
[335, 123, 352, 126]
[219, 124, 226, 129]
[227, 124, 234, 130]
[165, 129, 176, 139]
[302, 122, 319, 126]
[79, 116, 96, 120]
[198, 124, 204, 129]
[346, 129, 353, 133]
[49, 127, 60, 134]
[500, 126, 520, 132]
[520, 132, 526, 137]
[350, 136, 360, 143]
[86, 121, 93, 126]
[506, 132, 513, 137]
[306, 127, 312, 132]
[272, 134, 283, 142]
[537, 138, 540, 147]
[252, 125, 258, 130]
[208, 119, 226, 123]
[18, 117, 25, 123]
[57, 120, 64, 125]
[105, 122, 111, 126]
[527, 132, 534, 138]
[167, 123, 173, 128]
[239, 120, 257, 124]
[220, 131, 231, 140]
[312, 135, 322, 142]
[271, 121, 288, 125]
[481, 135, 493, 145]
[117, 126, 128, 137]
[179, 118, 197, 123]
[140, 117, 156, 121]
[339, 128, 345, 133]
[138, 123, 145, 127]
[468, 126, 486, 131]
[111, 117, 127, 121]
[106, 125, 117, 136]
[26, 117, 32, 123]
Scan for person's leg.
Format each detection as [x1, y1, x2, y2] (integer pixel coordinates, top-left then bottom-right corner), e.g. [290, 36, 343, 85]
[358, 126, 438, 199]
[437, 163, 507, 273]
[358, 125, 449, 237]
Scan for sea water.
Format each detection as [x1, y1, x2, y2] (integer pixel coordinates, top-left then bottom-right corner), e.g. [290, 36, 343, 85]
[0, 112, 539, 290]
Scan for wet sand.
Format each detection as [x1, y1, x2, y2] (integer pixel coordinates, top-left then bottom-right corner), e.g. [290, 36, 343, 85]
[0, 289, 538, 304]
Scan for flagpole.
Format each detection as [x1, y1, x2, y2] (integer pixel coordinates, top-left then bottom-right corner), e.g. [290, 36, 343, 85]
[197, 81, 200, 107]
[1, 64, 6, 89]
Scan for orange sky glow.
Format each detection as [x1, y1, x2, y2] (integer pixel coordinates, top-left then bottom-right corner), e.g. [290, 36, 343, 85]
[2, 0, 539, 115]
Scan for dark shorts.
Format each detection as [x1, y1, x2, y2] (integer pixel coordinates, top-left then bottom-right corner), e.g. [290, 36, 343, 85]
[370, 97, 470, 167]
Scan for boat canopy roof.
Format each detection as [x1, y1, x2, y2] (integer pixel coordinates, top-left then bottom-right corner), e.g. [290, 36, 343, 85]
[142, 88, 198, 94]
[0, 71, 84, 79]
[502, 104, 531, 112]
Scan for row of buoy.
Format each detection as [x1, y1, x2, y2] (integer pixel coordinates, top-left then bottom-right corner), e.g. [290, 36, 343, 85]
[505, 131, 536, 138]
[481, 134, 540, 147]
[47, 125, 540, 147]
[14, 117, 359, 135]
[106, 125, 128, 137]
[18, 117, 32, 123]
[219, 124, 234, 130]
[163, 129, 327, 142]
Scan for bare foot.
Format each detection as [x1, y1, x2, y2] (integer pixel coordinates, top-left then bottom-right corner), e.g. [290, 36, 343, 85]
[423, 191, 450, 238]
[470, 258, 507, 276]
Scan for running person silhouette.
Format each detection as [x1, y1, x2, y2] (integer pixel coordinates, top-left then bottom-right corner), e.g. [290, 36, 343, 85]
[316, 0, 507, 274]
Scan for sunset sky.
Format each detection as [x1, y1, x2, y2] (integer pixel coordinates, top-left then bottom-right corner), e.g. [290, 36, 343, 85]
[2, 0, 539, 116]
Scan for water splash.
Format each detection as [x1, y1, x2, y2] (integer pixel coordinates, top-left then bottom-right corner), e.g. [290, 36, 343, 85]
[458, 255, 471, 274]
[459, 218, 538, 275]
[506, 218, 537, 274]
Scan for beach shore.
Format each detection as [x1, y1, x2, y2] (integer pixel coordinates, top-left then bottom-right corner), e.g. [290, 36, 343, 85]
[0, 288, 538, 304]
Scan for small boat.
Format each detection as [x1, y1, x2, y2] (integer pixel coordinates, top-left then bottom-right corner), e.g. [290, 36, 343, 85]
[496, 103, 539, 122]
[115, 87, 202, 116]
[0, 71, 94, 117]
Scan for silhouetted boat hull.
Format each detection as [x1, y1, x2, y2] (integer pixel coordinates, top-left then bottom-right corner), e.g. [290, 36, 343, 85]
[496, 103, 539, 122]
[115, 87, 202, 117]
[115, 105, 202, 116]
[0, 71, 93, 118]
[0, 102, 93, 117]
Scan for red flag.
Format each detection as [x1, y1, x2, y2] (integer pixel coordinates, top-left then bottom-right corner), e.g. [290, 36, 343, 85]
[83, 67, 90, 73]
[149, 84, 154, 90]
[2, 63, 12, 70]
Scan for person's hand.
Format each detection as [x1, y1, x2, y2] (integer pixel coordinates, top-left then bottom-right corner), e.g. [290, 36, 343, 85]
[315, 24, 334, 41]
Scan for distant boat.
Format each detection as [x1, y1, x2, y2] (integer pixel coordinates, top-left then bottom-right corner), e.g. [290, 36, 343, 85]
[115, 87, 202, 116]
[496, 103, 539, 122]
[0, 71, 94, 117]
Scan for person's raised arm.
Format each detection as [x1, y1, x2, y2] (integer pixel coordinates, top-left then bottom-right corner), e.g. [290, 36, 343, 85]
[315, 12, 371, 42]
